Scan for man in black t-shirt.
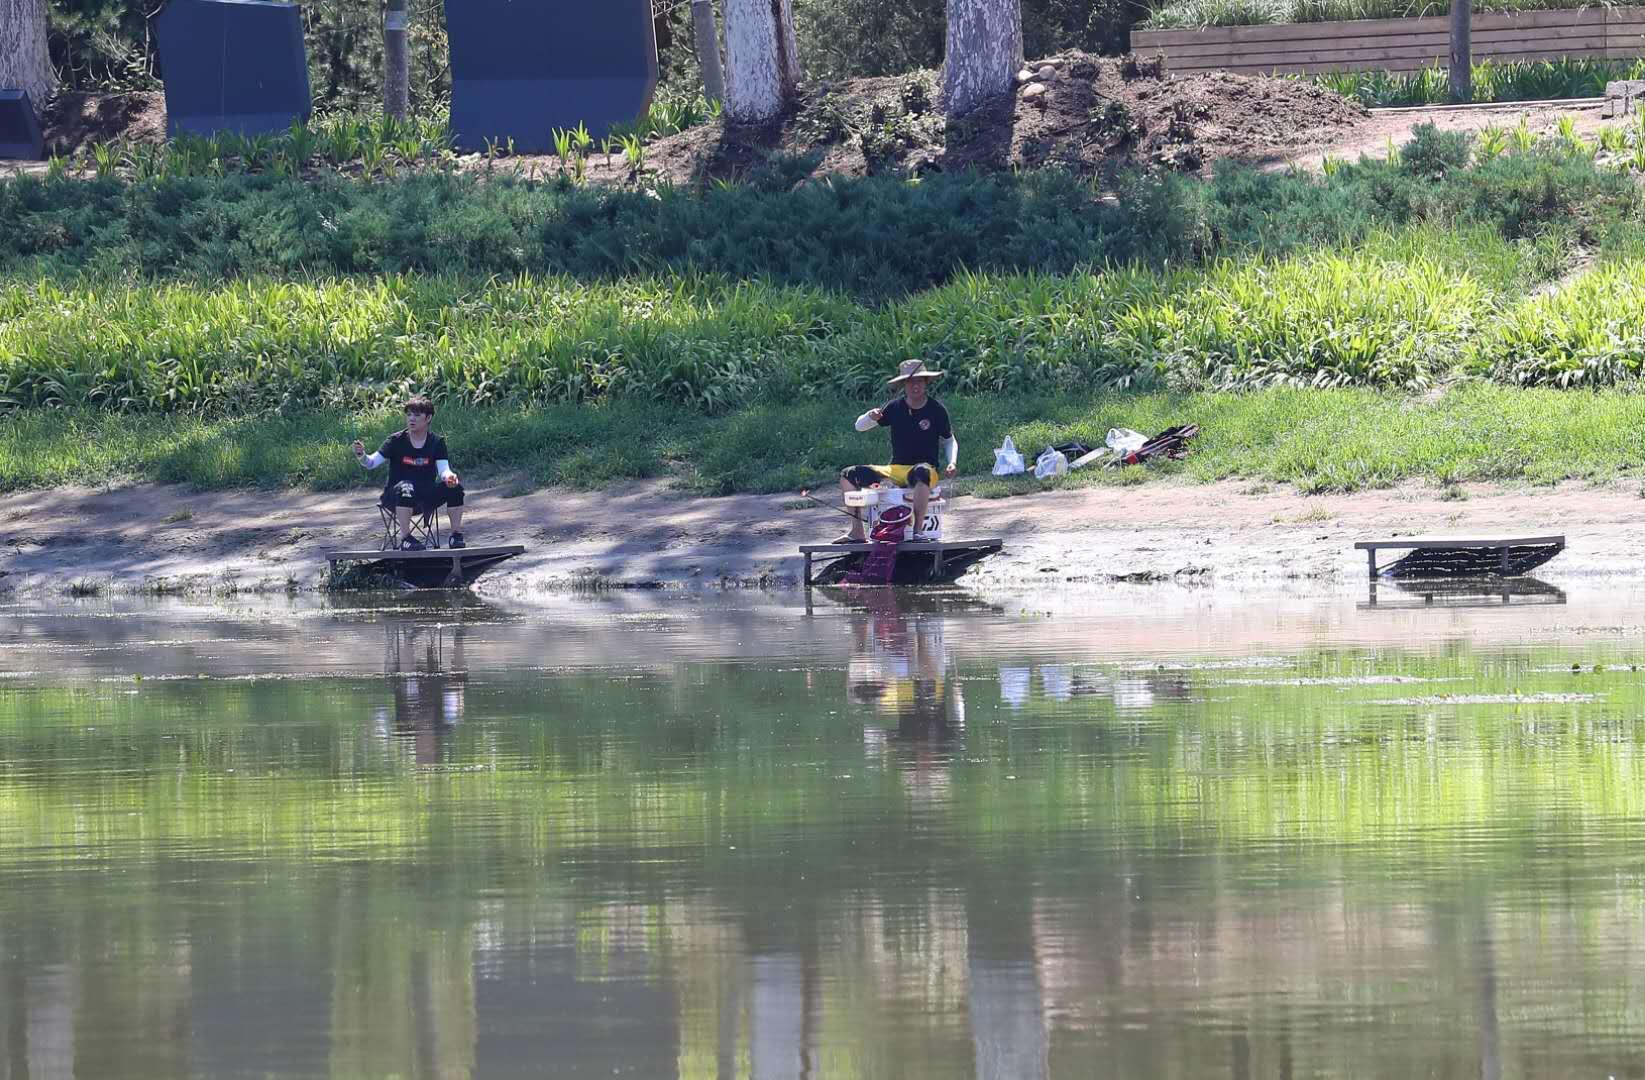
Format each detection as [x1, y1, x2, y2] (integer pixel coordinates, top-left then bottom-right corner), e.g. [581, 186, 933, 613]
[351, 395, 468, 550]
[837, 359, 960, 544]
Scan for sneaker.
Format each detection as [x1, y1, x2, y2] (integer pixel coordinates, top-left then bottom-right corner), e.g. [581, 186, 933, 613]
[448, 533, 466, 549]
[399, 537, 426, 552]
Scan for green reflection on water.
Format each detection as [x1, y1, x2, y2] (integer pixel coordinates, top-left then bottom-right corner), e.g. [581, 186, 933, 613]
[4, 650, 1643, 861]
[3, 609, 1645, 1078]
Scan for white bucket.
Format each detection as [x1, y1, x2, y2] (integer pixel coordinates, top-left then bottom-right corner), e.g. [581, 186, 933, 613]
[858, 485, 943, 540]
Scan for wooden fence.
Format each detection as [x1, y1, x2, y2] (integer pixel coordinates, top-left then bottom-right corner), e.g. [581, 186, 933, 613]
[1132, 6, 1645, 76]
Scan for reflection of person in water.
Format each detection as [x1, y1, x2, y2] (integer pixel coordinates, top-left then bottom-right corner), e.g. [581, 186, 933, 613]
[847, 592, 965, 802]
[375, 620, 467, 766]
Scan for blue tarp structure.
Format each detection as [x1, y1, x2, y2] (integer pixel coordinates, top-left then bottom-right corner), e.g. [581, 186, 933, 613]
[445, 0, 658, 153]
[0, 90, 43, 160]
[157, 0, 311, 138]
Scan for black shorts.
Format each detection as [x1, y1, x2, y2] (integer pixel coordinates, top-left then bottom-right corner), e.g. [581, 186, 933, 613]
[381, 481, 465, 512]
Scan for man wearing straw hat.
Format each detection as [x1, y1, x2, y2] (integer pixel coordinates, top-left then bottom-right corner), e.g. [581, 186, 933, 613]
[836, 359, 959, 544]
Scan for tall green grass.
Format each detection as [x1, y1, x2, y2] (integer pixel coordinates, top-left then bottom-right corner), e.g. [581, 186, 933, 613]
[1479, 262, 1645, 387]
[0, 226, 1578, 413]
[1313, 58, 1645, 107]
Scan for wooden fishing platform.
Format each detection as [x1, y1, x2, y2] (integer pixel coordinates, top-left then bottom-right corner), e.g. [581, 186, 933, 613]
[325, 545, 526, 588]
[1354, 534, 1565, 581]
[800, 539, 1004, 587]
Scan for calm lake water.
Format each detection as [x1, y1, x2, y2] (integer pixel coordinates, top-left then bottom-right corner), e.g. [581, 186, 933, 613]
[3, 582, 1644, 1078]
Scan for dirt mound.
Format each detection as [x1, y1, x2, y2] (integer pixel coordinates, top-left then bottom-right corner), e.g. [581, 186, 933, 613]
[42, 92, 167, 158]
[632, 51, 1367, 185]
[29, 57, 1367, 183]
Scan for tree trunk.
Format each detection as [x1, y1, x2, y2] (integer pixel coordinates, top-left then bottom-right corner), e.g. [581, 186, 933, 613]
[1448, 0, 1471, 104]
[723, 0, 799, 124]
[384, 0, 410, 120]
[0, 0, 55, 116]
[692, 0, 726, 103]
[943, 0, 1023, 118]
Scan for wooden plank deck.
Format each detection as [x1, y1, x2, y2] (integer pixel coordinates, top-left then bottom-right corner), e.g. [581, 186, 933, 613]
[1353, 535, 1564, 580]
[325, 544, 526, 588]
[799, 539, 1004, 587]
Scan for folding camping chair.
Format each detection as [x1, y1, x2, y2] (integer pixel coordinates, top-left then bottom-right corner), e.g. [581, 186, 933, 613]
[378, 503, 446, 551]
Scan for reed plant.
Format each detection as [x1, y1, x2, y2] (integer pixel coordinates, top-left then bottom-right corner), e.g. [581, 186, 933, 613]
[1311, 59, 1645, 106]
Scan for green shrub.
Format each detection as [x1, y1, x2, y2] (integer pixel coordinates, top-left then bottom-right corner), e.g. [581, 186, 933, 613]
[2, 145, 1638, 299]
[1400, 123, 1474, 181]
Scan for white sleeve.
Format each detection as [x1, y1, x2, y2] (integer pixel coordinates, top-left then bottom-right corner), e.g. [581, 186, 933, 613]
[435, 459, 453, 480]
[942, 435, 958, 469]
[359, 451, 385, 469]
[855, 411, 878, 433]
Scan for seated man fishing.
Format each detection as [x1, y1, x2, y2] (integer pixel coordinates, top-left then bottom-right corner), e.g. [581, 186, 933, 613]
[837, 359, 959, 544]
[352, 395, 468, 550]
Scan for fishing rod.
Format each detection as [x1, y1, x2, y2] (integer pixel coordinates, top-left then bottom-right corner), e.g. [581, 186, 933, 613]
[796, 489, 860, 521]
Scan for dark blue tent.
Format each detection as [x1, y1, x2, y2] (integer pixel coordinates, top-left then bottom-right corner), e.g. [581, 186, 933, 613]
[445, 0, 658, 153]
[157, 0, 312, 138]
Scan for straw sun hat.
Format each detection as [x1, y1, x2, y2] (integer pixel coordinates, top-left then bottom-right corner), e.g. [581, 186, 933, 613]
[887, 359, 945, 385]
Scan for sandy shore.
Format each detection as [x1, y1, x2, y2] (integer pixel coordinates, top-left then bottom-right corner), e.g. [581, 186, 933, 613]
[4, 477, 1642, 597]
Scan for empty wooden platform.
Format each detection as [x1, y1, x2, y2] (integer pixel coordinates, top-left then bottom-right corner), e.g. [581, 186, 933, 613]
[1354, 535, 1564, 580]
[325, 545, 526, 588]
[799, 539, 1004, 586]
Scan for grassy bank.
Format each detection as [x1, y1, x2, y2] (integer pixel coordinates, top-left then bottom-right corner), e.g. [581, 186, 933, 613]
[3, 129, 1645, 502]
[5, 383, 1644, 497]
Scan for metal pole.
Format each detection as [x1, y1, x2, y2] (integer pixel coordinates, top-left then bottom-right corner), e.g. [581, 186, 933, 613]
[1449, 0, 1472, 104]
[691, 0, 726, 102]
[384, 0, 410, 121]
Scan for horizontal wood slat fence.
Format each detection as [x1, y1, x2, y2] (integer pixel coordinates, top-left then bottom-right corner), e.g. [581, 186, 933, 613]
[1133, 6, 1645, 75]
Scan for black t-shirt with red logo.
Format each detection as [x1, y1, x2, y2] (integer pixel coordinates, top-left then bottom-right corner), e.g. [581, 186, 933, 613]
[378, 430, 449, 495]
[877, 397, 951, 466]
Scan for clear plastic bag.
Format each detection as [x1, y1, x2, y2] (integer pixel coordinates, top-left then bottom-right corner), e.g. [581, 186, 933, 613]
[992, 435, 1025, 475]
[1033, 448, 1068, 479]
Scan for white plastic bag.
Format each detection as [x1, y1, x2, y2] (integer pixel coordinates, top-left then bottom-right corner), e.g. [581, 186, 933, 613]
[1106, 427, 1146, 455]
[992, 435, 1025, 476]
[1033, 447, 1068, 479]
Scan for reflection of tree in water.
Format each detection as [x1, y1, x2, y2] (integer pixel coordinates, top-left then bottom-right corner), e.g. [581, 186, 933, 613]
[377, 616, 468, 767]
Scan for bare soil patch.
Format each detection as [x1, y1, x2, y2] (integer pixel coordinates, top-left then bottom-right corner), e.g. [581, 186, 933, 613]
[1284, 97, 1612, 171]
[41, 91, 168, 158]
[587, 52, 1366, 185]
